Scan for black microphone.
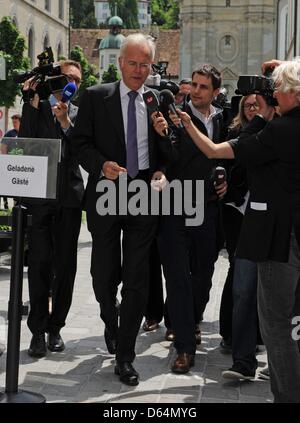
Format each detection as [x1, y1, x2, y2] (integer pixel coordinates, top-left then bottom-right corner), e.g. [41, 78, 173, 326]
[213, 166, 227, 185]
[159, 89, 184, 129]
[143, 90, 160, 114]
[143, 90, 168, 136]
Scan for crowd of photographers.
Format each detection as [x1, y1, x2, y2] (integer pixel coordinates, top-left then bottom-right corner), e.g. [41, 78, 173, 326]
[1, 34, 300, 402]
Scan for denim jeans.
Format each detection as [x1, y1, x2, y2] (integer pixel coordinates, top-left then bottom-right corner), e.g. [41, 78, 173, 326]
[232, 258, 259, 373]
[258, 232, 300, 403]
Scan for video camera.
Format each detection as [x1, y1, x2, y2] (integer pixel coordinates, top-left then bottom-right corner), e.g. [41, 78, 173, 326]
[14, 47, 68, 101]
[236, 69, 278, 106]
[146, 63, 179, 96]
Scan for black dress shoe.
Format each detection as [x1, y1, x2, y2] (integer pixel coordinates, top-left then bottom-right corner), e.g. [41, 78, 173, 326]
[28, 333, 47, 358]
[142, 319, 159, 332]
[104, 328, 117, 354]
[115, 361, 139, 386]
[171, 353, 195, 374]
[195, 325, 201, 345]
[47, 332, 65, 352]
[165, 329, 175, 342]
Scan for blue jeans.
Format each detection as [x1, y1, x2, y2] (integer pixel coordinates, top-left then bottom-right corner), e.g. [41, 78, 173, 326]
[258, 232, 300, 403]
[232, 258, 258, 373]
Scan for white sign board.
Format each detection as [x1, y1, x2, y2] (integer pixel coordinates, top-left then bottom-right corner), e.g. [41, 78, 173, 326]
[0, 155, 48, 198]
[0, 56, 5, 80]
[0, 107, 5, 139]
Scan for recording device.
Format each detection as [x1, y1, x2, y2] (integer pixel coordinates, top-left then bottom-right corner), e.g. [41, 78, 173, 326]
[143, 90, 168, 136]
[61, 82, 77, 103]
[213, 166, 227, 185]
[147, 63, 180, 96]
[235, 68, 278, 106]
[159, 89, 184, 129]
[15, 47, 68, 101]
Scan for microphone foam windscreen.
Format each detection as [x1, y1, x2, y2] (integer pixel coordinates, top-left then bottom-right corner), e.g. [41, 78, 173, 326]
[61, 82, 77, 103]
[143, 90, 160, 113]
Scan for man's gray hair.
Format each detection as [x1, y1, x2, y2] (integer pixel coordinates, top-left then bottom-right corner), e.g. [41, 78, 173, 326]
[272, 58, 300, 103]
[120, 33, 156, 61]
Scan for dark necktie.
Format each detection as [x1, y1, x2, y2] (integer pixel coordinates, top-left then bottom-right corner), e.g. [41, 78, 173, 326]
[126, 91, 139, 178]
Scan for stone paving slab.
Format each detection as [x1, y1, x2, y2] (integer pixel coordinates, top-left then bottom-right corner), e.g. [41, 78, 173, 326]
[0, 223, 272, 403]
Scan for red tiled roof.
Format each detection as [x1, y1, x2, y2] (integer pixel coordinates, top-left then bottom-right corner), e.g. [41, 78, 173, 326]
[70, 28, 180, 77]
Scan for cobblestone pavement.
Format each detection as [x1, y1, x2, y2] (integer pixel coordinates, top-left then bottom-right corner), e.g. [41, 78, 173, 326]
[0, 223, 272, 403]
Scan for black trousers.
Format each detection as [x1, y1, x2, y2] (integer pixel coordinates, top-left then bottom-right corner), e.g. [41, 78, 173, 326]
[219, 205, 244, 342]
[145, 238, 171, 328]
[91, 213, 158, 363]
[26, 204, 82, 335]
[158, 204, 219, 354]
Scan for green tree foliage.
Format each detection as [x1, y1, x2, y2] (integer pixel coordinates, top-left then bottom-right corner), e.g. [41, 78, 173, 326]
[69, 45, 98, 104]
[109, 1, 139, 29]
[101, 64, 121, 83]
[70, 0, 98, 29]
[0, 17, 29, 108]
[151, 0, 179, 29]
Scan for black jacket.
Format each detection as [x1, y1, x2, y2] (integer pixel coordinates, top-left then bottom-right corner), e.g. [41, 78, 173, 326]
[229, 107, 300, 262]
[71, 81, 171, 231]
[165, 98, 227, 204]
[19, 100, 84, 208]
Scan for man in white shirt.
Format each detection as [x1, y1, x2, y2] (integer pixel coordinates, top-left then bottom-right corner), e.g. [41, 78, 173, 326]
[72, 34, 167, 386]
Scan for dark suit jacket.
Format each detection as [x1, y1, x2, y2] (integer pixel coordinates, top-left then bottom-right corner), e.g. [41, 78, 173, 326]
[71, 81, 170, 231]
[19, 100, 84, 208]
[229, 106, 300, 262]
[165, 99, 226, 204]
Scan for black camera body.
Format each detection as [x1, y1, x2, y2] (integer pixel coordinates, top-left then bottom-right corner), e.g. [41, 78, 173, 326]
[15, 47, 68, 101]
[236, 72, 278, 106]
[147, 63, 179, 96]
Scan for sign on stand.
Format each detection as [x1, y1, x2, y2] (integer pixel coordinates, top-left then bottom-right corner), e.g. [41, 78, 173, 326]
[0, 137, 61, 200]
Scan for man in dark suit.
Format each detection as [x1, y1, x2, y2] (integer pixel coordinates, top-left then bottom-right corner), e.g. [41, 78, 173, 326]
[72, 34, 168, 386]
[152, 64, 227, 374]
[19, 60, 84, 358]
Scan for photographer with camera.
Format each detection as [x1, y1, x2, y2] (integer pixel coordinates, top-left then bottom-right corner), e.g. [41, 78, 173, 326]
[18, 55, 84, 358]
[169, 59, 300, 402]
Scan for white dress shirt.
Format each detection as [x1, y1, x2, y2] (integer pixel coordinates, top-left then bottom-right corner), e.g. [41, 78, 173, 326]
[119, 80, 149, 170]
[188, 101, 219, 140]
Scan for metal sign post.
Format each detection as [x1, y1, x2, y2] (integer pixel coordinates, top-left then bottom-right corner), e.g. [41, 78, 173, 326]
[0, 137, 61, 403]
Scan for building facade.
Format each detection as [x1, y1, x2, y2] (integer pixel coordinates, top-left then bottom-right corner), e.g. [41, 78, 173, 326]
[277, 0, 300, 59]
[0, 0, 70, 66]
[179, 0, 277, 96]
[94, 0, 151, 29]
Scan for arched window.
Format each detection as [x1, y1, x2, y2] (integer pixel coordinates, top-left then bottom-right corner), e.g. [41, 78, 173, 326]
[12, 16, 18, 28]
[45, 0, 51, 12]
[59, 0, 64, 20]
[43, 33, 50, 51]
[28, 27, 35, 66]
[57, 41, 63, 60]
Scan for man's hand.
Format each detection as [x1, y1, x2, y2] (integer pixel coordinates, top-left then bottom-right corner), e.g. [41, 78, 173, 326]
[102, 161, 127, 180]
[151, 112, 168, 137]
[262, 59, 283, 75]
[23, 76, 39, 109]
[52, 101, 71, 129]
[215, 181, 227, 200]
[256, 95, 275, 121]
[151, 171, 168, 191]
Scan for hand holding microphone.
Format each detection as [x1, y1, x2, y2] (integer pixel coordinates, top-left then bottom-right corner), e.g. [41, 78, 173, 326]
[52, 82, 77, 129]
[143, 90, 168, 136]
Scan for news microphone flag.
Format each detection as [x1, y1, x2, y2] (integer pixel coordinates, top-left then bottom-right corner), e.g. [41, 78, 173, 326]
[61, 82, 77, 103]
